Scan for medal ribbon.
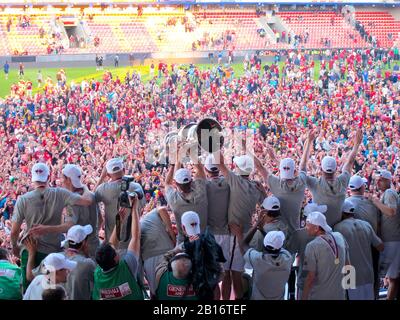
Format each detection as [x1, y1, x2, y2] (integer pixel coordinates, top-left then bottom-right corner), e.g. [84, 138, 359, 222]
[320, 233, 339, 261]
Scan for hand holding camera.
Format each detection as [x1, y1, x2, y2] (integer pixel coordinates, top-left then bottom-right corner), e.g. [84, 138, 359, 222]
[118, 175, 144, 209]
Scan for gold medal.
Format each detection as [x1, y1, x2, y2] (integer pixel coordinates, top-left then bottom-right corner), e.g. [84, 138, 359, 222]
[334, 258, 340, 265]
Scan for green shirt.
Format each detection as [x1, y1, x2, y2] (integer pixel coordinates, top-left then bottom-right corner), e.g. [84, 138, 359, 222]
[0, 260, 22, 300]
[156, 271, 198, 300]
[92, 260, 144, 300]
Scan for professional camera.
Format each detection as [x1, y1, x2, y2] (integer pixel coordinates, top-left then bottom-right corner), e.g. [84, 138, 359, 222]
[118, 175, 144, 208]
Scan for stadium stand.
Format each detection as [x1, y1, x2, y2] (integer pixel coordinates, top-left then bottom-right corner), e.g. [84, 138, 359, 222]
[278, 11, 368, 48]
[355, 11, 400, 48]
[1, 6, 400, 55]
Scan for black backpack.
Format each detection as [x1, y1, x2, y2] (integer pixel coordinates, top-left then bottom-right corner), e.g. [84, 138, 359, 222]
[184, 227, 226, 300]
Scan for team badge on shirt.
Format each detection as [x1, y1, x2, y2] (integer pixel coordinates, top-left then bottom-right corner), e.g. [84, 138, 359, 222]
[167, 284, 195, 297]
[100, 282, 132, 299]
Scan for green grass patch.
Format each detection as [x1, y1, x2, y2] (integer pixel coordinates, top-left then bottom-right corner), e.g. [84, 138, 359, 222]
[1, 60, 394, 98]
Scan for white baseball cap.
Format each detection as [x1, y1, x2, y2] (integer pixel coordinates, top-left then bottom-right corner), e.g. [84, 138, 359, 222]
[233, 155, 254, 175]
[263, 231, 285, 250]
[204, 154, 219, 172]
[376, 169, 392, 181]
[127, 182, 144, 198]
[279, 158, 295, 180]
[106, 158, 124, 174]
[43, 253, 77, 272]
[62, 164, 84, 189]
[342, 199, 356, 214]
[61, 224, 93, 247]
[262, 196, 281, 211]
[321, 156, 337, 173]
[306, 211, 332, 232]
[303, 202, 328, 216]
[181, 211, 201, 236]
[174, 168, 192, 184]
[31, 162, 50, 183]
[348, 175, 368, 190]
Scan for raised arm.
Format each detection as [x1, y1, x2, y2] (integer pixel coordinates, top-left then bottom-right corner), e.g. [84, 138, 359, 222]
[230, 212, 265, 255]
[188, 142, 206, 180]
[299, 130, 315, 172]
[215, 150, 230, 177]
[24, 236, 37, 282]
[109, 208, 128, 248]
[128, 197, 140, 256]
[342, 129, 363, 173]
[94, 165, 108, 190]
[252, 153, 270, 184]
[165, 164, 175, 187]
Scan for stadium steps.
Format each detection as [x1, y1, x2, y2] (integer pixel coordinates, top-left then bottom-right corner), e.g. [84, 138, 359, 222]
[277, 11, 368, 48]
[355, 11, 400, 47]
[258, 17, 278, 44]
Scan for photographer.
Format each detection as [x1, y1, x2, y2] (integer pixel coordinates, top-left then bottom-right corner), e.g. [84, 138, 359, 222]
[92, 193, 144, 300]
[155, 248, 197, 300]
[95, 158, 145, 249]
[10, 163, 93, 291]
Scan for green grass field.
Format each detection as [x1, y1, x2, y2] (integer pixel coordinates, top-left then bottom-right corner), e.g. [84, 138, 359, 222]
[1, 59, 393, 98]
[0, 64, 247, 97]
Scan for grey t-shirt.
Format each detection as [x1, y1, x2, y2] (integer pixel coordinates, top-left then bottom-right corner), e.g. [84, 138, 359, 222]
[268, 175, 306, 234]
[12, 187, 81, 254]
[165, 179, 208, 242]
[225, 171, 265, 233]
[95, 180, 121, 242]
[380, 189, 400, 242]
[244, 248, 293, 300]
[206, 176, 230, 235]
[348, 195, 379, 234]
[286, 228, 314, 290]
[95, 181, 146, 249]
[303, 232, 349, 300]
[334, 218, 382, 286]
[250, 219, 288, 252]
[64, 252, 96, 300]
[140, 209, 175, 261]
[300, 171, 350, 227]
[66, 192, 100, 256]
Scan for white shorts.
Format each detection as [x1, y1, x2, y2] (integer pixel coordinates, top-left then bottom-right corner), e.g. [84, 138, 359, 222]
[347, 283, 374, 300]
[379, 241, 400, 279]
[143, 254, 165, 295]
[215, 234, 245, 273]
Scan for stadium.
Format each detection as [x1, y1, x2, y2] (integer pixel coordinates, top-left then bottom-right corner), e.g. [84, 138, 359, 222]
[0, 0, 399, 303]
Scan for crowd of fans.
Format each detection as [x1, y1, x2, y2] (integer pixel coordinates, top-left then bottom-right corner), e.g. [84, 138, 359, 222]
[0, 47, 399, 300]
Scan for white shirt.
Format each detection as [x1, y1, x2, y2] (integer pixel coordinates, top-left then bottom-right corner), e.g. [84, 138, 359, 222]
[24, 275, 66, 300]
[23, 275, 46, 300]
